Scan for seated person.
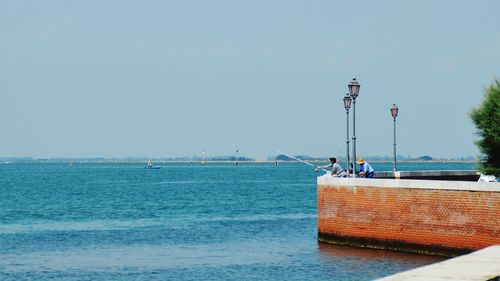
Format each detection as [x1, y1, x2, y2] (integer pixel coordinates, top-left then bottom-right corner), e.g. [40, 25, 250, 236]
[317, 157, 346, 177]
[357, 158, 374, 178]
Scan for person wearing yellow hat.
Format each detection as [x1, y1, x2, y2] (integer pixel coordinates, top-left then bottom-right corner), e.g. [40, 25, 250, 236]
[357, 158, 374, 178]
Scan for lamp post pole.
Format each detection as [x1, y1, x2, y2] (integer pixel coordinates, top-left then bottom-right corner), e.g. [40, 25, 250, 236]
[352, 98, 357, 176]
[348, 78, 360, 177]
[343, 94, 352, 176]
[391, 104, 399, 171]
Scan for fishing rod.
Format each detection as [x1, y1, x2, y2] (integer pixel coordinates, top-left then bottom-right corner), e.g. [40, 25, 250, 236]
[277, 151, 328, 172]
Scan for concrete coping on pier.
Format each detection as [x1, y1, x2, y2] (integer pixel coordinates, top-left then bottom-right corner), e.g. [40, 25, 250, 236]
[317, 175, 500, 192]
[374, 170, 479, 179]
[376, 245, 500, 281]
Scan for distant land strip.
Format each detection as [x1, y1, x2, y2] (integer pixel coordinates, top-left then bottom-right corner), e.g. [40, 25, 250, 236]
[0, 157, 479, 164]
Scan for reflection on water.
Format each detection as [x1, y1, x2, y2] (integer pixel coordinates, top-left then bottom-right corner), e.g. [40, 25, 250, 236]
[318, 243, 445, 279]
[319, 242, 444, 262]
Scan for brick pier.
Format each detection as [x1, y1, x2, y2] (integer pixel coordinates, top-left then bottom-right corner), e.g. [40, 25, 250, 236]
[317, 176, 500, 256]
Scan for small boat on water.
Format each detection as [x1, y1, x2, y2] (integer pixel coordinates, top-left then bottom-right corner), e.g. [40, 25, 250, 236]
[145, 160, 161, 169]
[146, 166, 161, 169]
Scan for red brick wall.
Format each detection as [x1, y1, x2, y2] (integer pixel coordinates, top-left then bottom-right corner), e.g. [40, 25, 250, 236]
[318, 183, 500, 255]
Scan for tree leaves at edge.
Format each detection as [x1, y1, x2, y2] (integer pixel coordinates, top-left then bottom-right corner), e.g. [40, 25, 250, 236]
[469, 79, 500, 176]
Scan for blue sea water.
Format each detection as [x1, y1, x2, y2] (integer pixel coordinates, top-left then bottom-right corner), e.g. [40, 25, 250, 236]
[0, 162, 474, 280]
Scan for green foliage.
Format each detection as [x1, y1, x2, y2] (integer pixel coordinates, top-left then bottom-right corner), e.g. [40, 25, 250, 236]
[469, 79, 500, 176]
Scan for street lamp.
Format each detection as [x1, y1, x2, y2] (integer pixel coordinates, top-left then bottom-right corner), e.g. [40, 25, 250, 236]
[391, 104, 399, 171]
[348, 78, 360, 177]
[343, 94, 352, 176]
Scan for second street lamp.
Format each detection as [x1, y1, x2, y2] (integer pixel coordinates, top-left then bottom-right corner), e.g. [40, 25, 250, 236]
[391, 104, 399, 172]
[348, 78, 360, 177]
[343, 94, 352, 176]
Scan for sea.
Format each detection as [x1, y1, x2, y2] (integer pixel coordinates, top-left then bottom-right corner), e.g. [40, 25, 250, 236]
[0, 161, 476, 280]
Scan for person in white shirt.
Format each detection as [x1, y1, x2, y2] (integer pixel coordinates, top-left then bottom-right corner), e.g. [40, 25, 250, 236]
[317, 157, 346, 177]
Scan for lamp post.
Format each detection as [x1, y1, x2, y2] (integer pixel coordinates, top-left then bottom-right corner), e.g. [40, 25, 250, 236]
[348, 78, 360, 177]
[391, 104, 399, 171]
[343, 94, 352, 176]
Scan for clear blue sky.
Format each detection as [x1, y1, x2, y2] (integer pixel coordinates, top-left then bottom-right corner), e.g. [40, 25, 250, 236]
[1, 1, 499, 159]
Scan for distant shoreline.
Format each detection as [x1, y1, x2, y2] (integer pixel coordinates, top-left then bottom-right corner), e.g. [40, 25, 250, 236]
[1, 160, 480, 164]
